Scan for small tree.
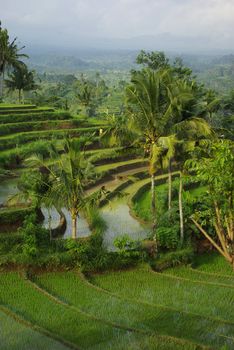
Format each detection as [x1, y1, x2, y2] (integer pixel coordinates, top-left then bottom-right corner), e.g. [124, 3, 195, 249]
[0, 22, 28, 97]
[27, 139, 104, 239]
[187, 141, 234, 268]
[136, 50, 170, 71]
[100, 113, 135, 148]
[76, 77, 96, 117]
[5, 64, 37, 103]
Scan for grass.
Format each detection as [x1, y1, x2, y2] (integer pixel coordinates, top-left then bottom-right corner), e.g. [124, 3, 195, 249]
[0, 111, 71, 124]
[33, 270, 234, 348]
[194, 253, 234, 275]
[92, 264, 234, 322]
[96, 158, 146, 172]
[164, 265, 234, 286]
[0, 126, 100, 150]
[0, 273, 206, 350]
[0, 272, 129, 348]
[90, 262, 234, 348]
[132, 178, 207, 222]
[0, 309, 69, 350]
[0, 104, 36, 109]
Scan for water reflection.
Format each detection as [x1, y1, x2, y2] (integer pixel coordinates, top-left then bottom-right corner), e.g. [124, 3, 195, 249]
[101, 198, 149, 250]
[41, 207, 91, 238]
[0, 179, 149, 250]
[0, 178, 19, 205]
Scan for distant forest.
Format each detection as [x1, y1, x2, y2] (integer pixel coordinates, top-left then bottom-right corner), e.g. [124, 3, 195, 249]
[27, 50, 234, 93]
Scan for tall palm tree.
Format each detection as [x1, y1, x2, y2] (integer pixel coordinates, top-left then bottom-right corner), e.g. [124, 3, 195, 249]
[100, 113, 136, 148]
[126, 69, 212, 244]
[0, 22, 28, 97]
[204, 89, 221, 126]
[157, 134, 177, 211]
[5, 64, 37, 103]
[170, 79, 213, 243]
[27, 140, 103, 239]
[126, 68, 172, 231]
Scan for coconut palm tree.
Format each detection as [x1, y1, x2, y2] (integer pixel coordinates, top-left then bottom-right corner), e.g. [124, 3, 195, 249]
[126, 68, 173, 231]
[168, 79, 212, 244]
[27, 139, 104, 239]
[126, 69, 212, 244]
[76, 78, 95, 117]
[5, 64, 37, 103]
[100, 113, 136, 148]
[0, 22, 28, 97]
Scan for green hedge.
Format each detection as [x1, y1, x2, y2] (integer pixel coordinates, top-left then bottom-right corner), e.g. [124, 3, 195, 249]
[0, 207, 35, 225]
[0, 107, 54, 115]
[0, 119, 105, 136]
[0, 104, 37, 110]
[0, 120, 76, 136]
[0, 232, 23, 254]
[0, 111, 71, 124]
[131, 173, 179, 205]
[0, 126, 100, 151]
[0, 136, 99, 168]
[0, 140, 55, 167]
[150, 247, 194, 271]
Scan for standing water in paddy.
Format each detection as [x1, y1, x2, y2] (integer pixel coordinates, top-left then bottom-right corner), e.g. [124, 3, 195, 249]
[42, 199, 149, 249]
[41, 207, 91, 238]
[101, 198, 149, 250]
[0, 178, 20, 206]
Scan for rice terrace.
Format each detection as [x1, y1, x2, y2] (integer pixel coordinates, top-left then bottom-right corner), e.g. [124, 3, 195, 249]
[0, 1, 234, 349]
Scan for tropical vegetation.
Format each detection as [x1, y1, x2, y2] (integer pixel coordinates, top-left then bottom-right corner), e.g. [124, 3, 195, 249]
[0, 21, 233, 350]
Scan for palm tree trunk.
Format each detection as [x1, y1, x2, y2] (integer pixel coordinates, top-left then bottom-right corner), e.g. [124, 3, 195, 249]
[0, 71, 4, 99]
[168, 158, 172, 211]
[18, 89, 21, 103]
[151, 174, 156, 231]
[179, 171, 184, 244]
[0, 76, 2, 99]
[71, 213, 77, 239]
[48, 208, 52, 241]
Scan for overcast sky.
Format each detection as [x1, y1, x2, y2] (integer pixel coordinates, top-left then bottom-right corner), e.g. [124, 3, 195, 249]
[1, 0, 234, 51]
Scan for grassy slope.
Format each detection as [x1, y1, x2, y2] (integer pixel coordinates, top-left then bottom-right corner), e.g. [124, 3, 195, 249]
[133, 179, 207, 222]
[34, 270, 231, 349]
[0, 272, 131, 349]
[92, 264, 234, 321]
[0, 309, 69, 350]
[0, 274, 204, 350]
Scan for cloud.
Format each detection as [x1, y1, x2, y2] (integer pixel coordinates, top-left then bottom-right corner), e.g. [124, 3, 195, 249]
[0, 0, 233, 50]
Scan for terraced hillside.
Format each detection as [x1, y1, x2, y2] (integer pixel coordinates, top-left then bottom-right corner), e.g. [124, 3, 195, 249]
[0, 254, 233, 349]
[0, 103, 149, 238]
[0, 104, 106, 169]
[1, 104, 233, 349]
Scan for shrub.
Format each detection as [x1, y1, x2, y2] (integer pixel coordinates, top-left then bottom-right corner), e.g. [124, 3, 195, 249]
[0, 232, 23, 254]
[0, 111, 72, 124]
[114, 234, 142, 261]
[0, 140, 56, 168]
[151, 247, 194, 272]
[0, 207, 34, 225]
[19, 214, 50, 258]
[156, 226, 180, 250]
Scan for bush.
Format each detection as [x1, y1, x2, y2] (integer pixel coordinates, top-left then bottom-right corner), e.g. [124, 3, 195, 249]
[0, 140, 56, 168]
[0, 127, 100, 151]
[151, 247, 194, 272]
[156, 226, 180, 250]
[0, 207, 35, 225]
[0, 232, 23, 254]
[19, 214, 50, 258]
[155, 208, 180, 250]
[113, 234, 143, 264]
[0, 120, 73, 136]
[0, 111, 72, 124]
